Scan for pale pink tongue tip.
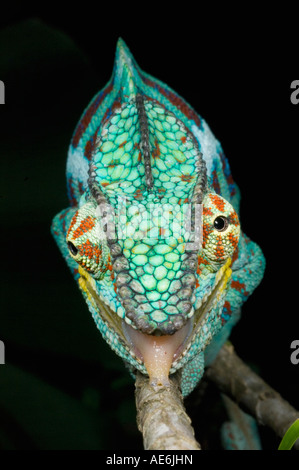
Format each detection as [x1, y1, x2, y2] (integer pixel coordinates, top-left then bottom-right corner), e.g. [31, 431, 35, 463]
[123, 320, 192, 386]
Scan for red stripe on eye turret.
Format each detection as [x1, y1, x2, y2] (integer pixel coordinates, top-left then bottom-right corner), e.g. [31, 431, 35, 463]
[228, 232, 239, 250]
[203, 206, 213, 216]
[67, 211, 78, 236]
[215, 235, 225, 259]
[72, 216, 96, 240]
[209, 194, 225, 212]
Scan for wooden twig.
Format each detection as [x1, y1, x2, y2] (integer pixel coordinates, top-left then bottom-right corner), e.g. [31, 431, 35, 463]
[205, 343, 299, 450]
[134, 344, 299, 450]
[135, 371, 201, 450]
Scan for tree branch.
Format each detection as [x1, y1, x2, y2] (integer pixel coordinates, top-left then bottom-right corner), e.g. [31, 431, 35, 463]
[205, 343, 299, 450]
[135, 371, 201, 450]
[134, 344, 299, 450]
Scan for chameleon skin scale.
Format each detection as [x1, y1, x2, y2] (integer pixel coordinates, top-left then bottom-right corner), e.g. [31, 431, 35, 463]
[52, 39, 265, 397]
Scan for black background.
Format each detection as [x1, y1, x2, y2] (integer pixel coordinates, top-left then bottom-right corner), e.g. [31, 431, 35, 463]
[0, 4, 298, 450]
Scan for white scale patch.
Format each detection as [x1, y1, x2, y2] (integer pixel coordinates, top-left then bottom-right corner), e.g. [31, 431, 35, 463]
[191, 120, 221, 177]
[67, 146, 89, 187]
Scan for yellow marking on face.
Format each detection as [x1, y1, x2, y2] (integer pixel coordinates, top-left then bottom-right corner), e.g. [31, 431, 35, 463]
[216, 258, 232, 299]
[215, 257, 232, 283]
[78, 265, 98, 309]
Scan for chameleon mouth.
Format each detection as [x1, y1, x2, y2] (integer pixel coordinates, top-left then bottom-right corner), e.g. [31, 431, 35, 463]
[171, 258, 232, 369]
[122, 319, 193, 387]
[77, 259, 232, 379]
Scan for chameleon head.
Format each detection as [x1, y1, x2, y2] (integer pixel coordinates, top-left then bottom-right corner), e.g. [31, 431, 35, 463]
[66, 92, 240, 382]
[62, 39, 242, 388]
[66, 191, 240, 386]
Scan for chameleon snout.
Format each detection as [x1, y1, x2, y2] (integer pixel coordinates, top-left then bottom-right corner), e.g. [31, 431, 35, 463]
[114, 259, 197, 336]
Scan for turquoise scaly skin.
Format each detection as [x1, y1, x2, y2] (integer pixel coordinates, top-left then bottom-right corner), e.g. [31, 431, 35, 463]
[51, 39, 265, 398]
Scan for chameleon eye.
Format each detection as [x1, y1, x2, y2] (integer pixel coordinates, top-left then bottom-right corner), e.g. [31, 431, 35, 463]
[68, 241, 78, 257]
[213, 216, 229, 232]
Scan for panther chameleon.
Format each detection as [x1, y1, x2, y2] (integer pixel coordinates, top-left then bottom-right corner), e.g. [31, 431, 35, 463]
[51, 38, 265, 447]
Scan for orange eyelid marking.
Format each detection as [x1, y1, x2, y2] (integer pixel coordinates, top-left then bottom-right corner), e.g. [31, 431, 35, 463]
[72, 216, 96, 239]
[209, 194, 225, 212]
[228, 211, 239, 226]
[203, 206, 213, 216]
[67, 211, 78, 237]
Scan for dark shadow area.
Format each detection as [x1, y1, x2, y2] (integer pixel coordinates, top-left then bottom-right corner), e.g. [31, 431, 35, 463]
[0, 8, 298, 449]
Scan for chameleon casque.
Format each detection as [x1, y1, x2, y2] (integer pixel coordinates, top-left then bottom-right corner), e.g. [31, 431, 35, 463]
[52, 39, 265, 429]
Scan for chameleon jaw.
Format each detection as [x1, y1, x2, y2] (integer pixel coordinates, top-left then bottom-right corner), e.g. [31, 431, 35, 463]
[171, 258, 233, 369]
[77, 259, 232, 377]
[122, 318, 193, 387]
